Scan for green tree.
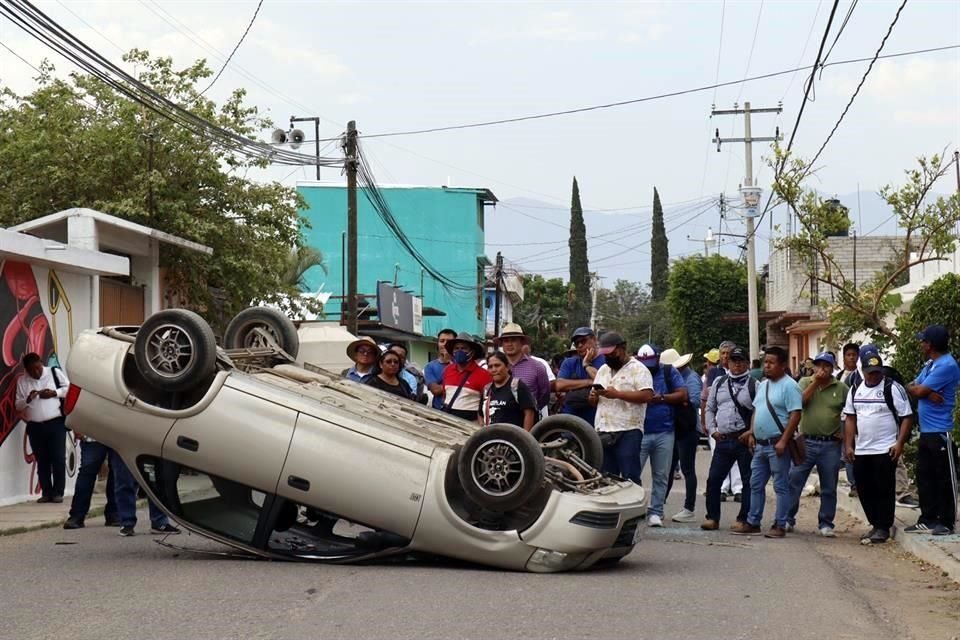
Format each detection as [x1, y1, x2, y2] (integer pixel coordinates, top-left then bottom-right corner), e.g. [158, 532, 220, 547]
[282, 245, 327, 290]
[567, 177, 591, 329]
[650, 187, 669, 301]
[667, 254, 749, 358]
[0, 52, 320, 325]
[595, 279, 672, 349]
[512, 274, 571, 356]
[771, 148, 960, 347]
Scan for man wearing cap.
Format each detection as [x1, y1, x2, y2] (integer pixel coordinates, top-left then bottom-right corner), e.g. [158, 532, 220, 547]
[441, 333, 493, 421]
[637, 344, 688, 527]
[785, 352, 848, 537]
[702, 344, 744, 501]
[661, 348, 701, 523]
[844, 349, 913, 544]
[557, 327, 605, 425]
[495, 323, 550, 414]
[906, 324, 960, 536]
[343, 336, 379, 383]
[588, 333, 653, 485]
[739, 345, 802, 538]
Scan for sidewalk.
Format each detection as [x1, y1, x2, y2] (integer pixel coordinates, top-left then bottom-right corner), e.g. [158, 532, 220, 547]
[833, 483, 960, 583]
[0, 488, 108, 535]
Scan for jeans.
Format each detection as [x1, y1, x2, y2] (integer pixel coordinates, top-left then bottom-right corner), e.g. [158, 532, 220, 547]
[706, 437, 753, 522]
[787, 438, 842, 529]
[68, 441, 117, 523]
[709, 433, 743, 493]
[747, 444, 792, 528]
[111, 451, 169, 529]
[26, 417, 68, 498]
[601, 429, 643, 484]
[639, 430, 675, 518]
[666, 427, 698, 511]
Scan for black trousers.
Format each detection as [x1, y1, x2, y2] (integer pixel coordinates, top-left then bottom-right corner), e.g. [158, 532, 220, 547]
[916, 432, 958, 529]
[853, 453, 896, 530]
[26, 416, 68, 498]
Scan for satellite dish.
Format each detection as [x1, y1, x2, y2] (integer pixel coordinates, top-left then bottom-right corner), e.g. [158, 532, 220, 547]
[290, 128, 305, 149]
[271, 128, 288, 144]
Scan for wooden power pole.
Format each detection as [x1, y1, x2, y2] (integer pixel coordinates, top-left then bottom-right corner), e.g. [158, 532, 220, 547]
[345, 121, 359, 335]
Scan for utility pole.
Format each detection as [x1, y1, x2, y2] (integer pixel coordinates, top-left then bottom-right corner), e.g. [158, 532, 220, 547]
[954, 150, 959, 192]
[589, 273, 601, 331]
[712, 101, 782, 360]
[345, 120, 359, 336]
[493, 251, 504, 336]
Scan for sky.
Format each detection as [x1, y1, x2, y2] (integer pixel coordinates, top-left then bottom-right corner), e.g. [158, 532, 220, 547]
[1, 0, 958, 284]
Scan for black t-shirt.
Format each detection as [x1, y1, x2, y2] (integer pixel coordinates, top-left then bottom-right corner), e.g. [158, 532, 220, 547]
[365, 375, 412, 399]
[481, 377, 537, 428]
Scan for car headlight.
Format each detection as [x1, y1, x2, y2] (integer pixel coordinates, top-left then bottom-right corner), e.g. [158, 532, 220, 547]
[526, 548, 587, 572]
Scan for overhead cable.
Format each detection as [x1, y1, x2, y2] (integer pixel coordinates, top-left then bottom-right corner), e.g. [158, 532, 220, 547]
[198, 0, 263, 97]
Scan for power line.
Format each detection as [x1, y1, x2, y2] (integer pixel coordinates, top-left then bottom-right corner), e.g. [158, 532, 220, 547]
[820, 0, 859, 68]
[198, 0, 263, 97]
[734, 0, 765, 105]
[358, 42, 958, 140]
[780, 0, 824, 103]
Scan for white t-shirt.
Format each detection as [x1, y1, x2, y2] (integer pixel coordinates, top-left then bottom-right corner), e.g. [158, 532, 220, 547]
[594, 359, 654, 433]
[843, 379, 912, 455]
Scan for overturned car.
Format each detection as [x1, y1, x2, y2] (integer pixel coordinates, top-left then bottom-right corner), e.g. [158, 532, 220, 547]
[63, 308, 646, 572]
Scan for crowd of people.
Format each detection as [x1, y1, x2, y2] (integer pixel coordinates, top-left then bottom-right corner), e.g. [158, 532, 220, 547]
[340, 321, 958, 541]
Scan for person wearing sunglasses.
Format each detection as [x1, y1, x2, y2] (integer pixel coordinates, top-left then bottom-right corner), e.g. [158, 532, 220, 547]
[365, 350, 413, 399]
[342, 337, 379, 383]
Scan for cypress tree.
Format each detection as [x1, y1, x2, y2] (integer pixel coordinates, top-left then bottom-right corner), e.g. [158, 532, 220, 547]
[650, 187, 669, 301]
[568, 177, 591, 329]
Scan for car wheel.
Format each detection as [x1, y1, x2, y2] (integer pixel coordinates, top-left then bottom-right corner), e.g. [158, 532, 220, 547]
[529, 414, 603, 469]
[457, 425, 545, 512]
[134, 309, 217, 392]
[223, 307, 299, 359]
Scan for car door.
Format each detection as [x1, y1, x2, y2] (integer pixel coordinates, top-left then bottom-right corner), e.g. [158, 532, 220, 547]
[277, 412, 431, 539]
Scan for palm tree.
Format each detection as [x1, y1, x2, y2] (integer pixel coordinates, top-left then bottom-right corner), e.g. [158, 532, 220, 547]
[282, 245, 327, 291]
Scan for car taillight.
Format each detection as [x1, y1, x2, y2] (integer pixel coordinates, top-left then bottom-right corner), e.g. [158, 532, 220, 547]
[64, 384, 82, 415]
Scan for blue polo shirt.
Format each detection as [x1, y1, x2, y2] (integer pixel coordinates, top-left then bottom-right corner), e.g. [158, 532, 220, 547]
[558, 354, 605, 424]
[423, 359, 448, 409]
[914, 353, 960, 433]
[753, 376, 803, 440]
[643, 365, 687, 434]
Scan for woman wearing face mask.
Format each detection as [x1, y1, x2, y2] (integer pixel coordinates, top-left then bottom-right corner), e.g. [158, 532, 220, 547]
[440, 332, 492, 420]
[365, 350, 413, 399]
[480, 352, 538, 430]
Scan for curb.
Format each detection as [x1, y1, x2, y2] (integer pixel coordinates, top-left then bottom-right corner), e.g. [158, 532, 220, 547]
[0, 499, 147, 537]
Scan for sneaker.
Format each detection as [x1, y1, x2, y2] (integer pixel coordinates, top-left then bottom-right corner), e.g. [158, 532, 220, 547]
[785, 523, 795, 533]
[730, 522, 762, 535]
[869, 528, 890, 543]
[904, 522, 932, 534]
[896, 495, 920, 509]
[700, 519, 719, 530]
[647, 514, 664, 528]
[931, 524, 955, 536]
[733, 492, 742, 503]
[35, 496, 53, 504]
[672, 509, 696, 523]
[51, 496, 64, 503]
[848, 487, 858, 498]
[818, 526, 836, 537]
[150, 523, 181, 535]
[118, 526, 135, 537]
[765, 526, 786, 539]
[720, 493, 728, 502]
[62, 518, 84, 530]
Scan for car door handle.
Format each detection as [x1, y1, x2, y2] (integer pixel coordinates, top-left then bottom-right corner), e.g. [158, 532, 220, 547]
[287, 475, 310, 492]
[176, 436, 199, 452]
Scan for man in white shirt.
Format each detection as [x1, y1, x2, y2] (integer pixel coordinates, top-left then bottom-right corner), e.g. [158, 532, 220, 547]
[588, 332, 654, 484]
[15, 352, 70, 503]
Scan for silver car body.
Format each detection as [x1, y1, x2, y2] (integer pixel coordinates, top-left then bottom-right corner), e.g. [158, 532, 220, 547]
[65, 329, 646, 572]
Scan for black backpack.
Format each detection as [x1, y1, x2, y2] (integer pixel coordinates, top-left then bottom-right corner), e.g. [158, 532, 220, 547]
[851, 371, 915, 427]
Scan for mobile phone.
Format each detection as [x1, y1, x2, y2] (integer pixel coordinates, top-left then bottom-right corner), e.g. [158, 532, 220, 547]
[591, 384, 605, 390]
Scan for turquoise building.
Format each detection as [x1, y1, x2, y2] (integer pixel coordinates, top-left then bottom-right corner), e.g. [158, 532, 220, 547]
[298, 183, 497, 361]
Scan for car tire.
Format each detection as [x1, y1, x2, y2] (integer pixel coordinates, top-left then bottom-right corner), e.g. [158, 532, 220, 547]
[457, 425, 545, 513]
[134, 309, 217, 392]
[223, 307, 300, 359]
[529, 414, 604, 469]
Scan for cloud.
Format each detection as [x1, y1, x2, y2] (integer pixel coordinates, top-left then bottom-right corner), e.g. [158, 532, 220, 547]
[522, 11, 601, 42]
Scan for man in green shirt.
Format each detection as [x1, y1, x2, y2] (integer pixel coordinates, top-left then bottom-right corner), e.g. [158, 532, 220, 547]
[786, 352, 848, 536]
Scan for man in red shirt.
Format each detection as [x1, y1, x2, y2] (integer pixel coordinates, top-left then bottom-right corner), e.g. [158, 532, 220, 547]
[441, 333, 492, 421]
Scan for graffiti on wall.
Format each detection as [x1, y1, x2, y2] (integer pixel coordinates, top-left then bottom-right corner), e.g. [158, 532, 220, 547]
[0, 260, 77, 495]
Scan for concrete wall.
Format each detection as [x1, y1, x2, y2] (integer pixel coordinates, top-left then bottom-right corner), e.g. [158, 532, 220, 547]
[0, 261, 94, 506]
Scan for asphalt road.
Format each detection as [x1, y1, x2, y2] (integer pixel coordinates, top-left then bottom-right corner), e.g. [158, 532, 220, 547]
[2, 451, 958, 640]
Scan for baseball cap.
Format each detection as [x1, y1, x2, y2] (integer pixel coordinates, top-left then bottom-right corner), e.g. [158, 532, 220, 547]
[704, 348, 720, 364]
[729, 346, 748, 361]
[860, 351, 883, 374]
[917, 324, 949, 350]
[571, 326, 595, 340]
[636, 343, 660, 365]
[812, 351, 836, 367]
[597, 331, 626, 355]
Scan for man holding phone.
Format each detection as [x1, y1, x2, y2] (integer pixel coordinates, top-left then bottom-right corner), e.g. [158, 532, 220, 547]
[15, 352, 70, 503]
[589, 332, 653, 485]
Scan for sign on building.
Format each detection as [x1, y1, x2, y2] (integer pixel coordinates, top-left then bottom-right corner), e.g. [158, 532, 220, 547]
[377, 282, 423, 335]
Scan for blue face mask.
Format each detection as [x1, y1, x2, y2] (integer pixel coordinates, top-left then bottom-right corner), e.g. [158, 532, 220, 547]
[452, 350, 472, 365]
